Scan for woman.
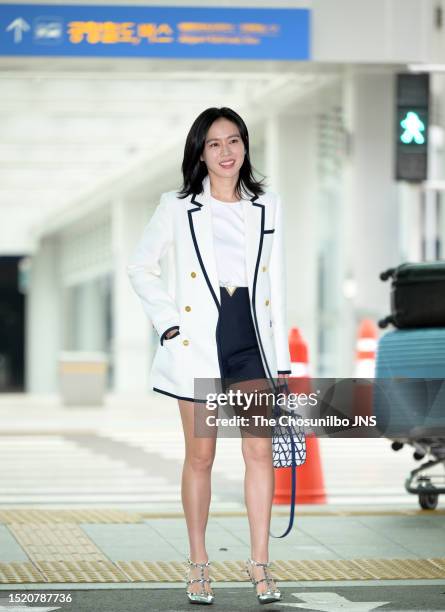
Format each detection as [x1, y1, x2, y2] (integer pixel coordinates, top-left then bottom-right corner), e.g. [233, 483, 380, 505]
[127, 107, 291, 605]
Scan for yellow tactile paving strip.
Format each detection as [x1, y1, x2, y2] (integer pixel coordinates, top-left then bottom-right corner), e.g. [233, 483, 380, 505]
[0, 509, 140, 524]
[0, 562, 45, 583]
[8, 524, 106, 562]
[6, 523, 126, 583]
[32, 561, 126, 583]
[1, 559, 445, 583]
[83, 558, 445, 582]
[116, 561, 187, 582]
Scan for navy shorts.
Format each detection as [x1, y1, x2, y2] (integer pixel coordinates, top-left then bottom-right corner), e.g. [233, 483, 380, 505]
[216, 286, 267, 390]
[214, 286, 276, 435]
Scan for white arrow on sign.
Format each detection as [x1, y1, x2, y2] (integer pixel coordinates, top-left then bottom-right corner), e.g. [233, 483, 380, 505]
[279, 591, 390, 611]
[6, 17, 30, 43]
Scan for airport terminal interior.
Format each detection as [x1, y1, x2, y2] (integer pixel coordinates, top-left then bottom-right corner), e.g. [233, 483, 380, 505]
[0, 1, 445, 609]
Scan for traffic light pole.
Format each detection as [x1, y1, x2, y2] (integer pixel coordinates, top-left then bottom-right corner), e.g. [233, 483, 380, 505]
[421, 181, 443, 261]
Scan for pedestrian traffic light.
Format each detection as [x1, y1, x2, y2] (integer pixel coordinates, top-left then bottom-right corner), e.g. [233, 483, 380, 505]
[395, 73, 429, 182]
[400, 111, 426, 145]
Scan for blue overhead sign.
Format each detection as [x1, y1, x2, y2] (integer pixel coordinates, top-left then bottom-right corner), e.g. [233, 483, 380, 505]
[0, 4, 310, 60]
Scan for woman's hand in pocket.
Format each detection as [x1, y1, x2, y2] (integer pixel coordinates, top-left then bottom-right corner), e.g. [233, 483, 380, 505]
[165, 327, 180, 340]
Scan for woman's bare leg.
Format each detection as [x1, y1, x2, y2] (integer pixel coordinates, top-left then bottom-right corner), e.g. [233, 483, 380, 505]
[242, 433, 277, 593]
[178, 399, 217, 593]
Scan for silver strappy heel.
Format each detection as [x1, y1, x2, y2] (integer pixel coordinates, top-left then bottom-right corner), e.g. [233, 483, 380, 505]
[245, 557, 281, 604]
[185, 556, 214, 604]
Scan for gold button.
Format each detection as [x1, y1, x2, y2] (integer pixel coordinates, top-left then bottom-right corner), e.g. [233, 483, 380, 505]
[185, 306, 191, 312]
[191, 272, 197, 278]
[183, 339, 189, 346]
[265, 299, 270, 306]
[262, 265, 267, 272]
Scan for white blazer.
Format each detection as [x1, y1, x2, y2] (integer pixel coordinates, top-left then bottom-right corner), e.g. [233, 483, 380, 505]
[127, 174, 291, 402]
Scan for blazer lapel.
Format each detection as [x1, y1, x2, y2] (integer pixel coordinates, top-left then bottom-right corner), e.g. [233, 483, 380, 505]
[187, 174, 263, 309]
[188, 187, 221, 310]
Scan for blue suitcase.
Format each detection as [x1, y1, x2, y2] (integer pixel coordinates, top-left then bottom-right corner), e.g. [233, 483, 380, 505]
[373, 327, 445, 509]
[374, 327, 445, 436]
[375, 328, 445, 379]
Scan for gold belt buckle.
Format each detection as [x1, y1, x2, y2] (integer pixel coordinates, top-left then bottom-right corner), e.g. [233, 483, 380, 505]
[224, 285, 237, 297]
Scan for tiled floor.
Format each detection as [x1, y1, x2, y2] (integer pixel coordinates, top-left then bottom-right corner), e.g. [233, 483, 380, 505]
[0, 509, 445, 584]
[0, 393, 443, 593]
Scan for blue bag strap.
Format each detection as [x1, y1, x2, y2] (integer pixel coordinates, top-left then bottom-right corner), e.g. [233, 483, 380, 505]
[270, 423, 296, 539]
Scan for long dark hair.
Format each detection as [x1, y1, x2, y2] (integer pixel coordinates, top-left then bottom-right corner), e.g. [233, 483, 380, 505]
[177, 107, 266, 200]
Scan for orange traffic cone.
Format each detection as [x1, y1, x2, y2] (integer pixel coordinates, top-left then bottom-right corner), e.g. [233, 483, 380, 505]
[293, 435, 326, 503]
[353, 319, 378, 422]
[354, 319, 378, 378]
[289, 328, 311, 378]
[273, 327, 326, 505]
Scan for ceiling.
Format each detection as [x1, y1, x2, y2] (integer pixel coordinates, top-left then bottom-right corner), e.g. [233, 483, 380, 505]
[0, 56, 347, 253]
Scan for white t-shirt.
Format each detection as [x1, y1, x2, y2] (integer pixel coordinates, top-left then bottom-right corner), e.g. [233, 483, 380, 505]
[210, 195, 248, 287]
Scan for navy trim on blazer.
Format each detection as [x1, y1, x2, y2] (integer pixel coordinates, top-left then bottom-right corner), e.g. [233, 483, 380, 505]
[263, 228, 275, 234]
[277, 370, 291, 374]
[153, 386, 208, 403]
[188, 196, 221, 312]
[188, 194, 226, 386]
[251, 196, 278, 394]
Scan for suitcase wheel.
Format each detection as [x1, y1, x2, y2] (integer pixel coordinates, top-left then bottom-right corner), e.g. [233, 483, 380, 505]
[419, 491, 439, 510]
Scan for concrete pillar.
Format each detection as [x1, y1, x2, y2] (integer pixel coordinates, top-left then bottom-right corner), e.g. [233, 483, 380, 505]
[398, 182, 422, 262]
[26, 236, 61, 392]
[264, 113, 319, 373]
[341, 71, 400, 374]
[112, 197, 153, 394]
[76, 279, 106, 351]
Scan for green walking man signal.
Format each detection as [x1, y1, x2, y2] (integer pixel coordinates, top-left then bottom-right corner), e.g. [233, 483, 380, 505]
[400, 111, 425, 145]
[395, 73, 429, 182]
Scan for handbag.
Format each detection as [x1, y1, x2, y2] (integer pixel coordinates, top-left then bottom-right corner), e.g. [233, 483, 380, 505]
[270, 381, 307, 538]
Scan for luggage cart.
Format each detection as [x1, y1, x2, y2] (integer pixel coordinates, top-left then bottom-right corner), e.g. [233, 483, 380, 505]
[374, 328, 445, 511]
[390, 435, 445, 510]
